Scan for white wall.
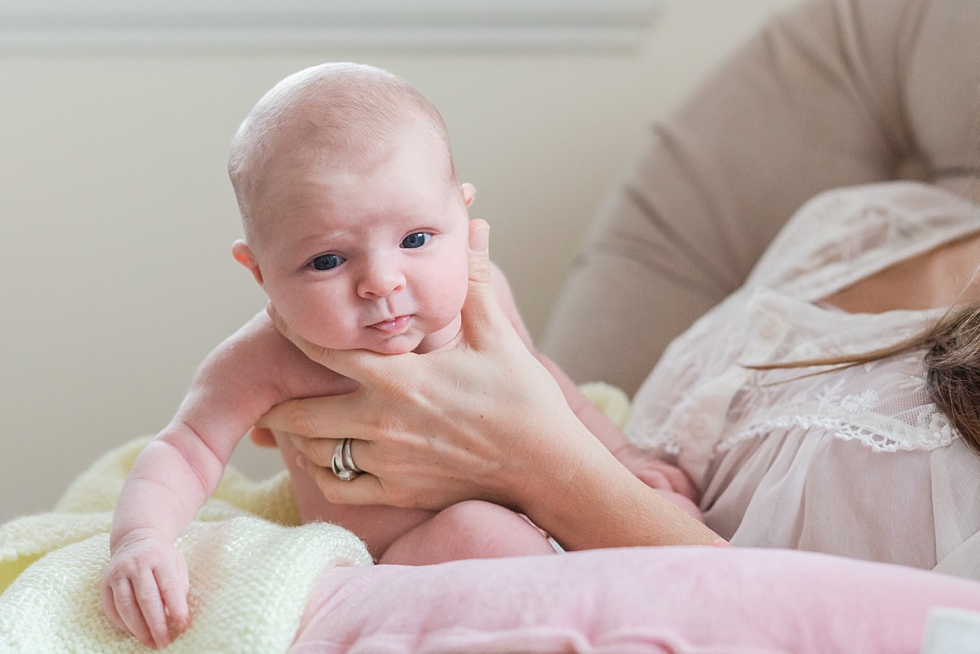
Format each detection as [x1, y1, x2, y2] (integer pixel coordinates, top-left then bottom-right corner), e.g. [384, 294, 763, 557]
[0, 0, 801, 522]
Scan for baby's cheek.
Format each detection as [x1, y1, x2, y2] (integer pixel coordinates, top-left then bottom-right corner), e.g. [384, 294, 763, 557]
[433, 280, 468, 327]
[277, 298, 349, 350]
[444, 259, 470, 312]
[296, 318, 352, 350]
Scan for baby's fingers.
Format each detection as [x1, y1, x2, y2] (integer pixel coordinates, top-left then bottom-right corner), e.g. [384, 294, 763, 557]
[107, 575, 158, 648]
[100, 579, 127, 635]
[133, 568, 173, 648]
[157, 553, 191, 633]
[634, 468, 672, 491]
[648, 460, 698, 502]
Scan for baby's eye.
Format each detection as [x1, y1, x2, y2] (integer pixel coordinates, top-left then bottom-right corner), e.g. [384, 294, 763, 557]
[401, 232, 431, 249]
[309, 254, 344, 271]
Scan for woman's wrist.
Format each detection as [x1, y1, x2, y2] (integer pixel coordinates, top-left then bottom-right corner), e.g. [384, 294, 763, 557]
[514, 420, 719, 550]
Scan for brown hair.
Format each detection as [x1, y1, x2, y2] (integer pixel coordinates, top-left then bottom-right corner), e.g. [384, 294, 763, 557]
[924, 304, 980, 454]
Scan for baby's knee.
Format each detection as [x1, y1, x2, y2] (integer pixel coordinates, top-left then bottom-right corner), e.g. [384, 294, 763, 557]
[378, 500, 554, 565]
[434, 500, 554, 558]
[437, 500, 523, 529]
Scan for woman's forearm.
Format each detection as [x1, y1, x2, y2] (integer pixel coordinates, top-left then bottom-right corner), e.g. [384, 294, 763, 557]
[498, 414, 719, 550]
[535, 353, 634, 453]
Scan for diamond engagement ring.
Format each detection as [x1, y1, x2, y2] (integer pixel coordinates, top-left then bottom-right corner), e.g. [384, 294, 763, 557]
[331, 438, 362, 481]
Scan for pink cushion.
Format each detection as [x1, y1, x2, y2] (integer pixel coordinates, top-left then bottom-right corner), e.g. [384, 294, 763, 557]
[290, 546, 980, 653]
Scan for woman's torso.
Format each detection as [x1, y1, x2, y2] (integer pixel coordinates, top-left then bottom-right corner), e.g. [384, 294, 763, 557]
[625, 181, 980, 576]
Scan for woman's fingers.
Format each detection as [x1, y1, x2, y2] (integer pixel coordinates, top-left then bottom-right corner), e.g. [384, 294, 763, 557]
[259, 394, 370, 442]
[287, 434, 374, 479]
[286, 433, 342, 470]
[295, 451, 388, 506]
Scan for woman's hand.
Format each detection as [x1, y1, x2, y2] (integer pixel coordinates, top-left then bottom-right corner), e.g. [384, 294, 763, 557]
[259, 220, 720, 549]
[260, 220, 569, 509]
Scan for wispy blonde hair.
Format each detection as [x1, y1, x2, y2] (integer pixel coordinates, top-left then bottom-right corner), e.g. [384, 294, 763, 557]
[228, 63, 456, 243]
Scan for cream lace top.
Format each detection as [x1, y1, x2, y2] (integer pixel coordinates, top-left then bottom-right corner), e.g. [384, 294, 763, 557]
[625, 182, 980, 577]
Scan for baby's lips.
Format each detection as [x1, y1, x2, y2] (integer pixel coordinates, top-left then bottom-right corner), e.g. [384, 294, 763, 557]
[368, 315, 413, 334]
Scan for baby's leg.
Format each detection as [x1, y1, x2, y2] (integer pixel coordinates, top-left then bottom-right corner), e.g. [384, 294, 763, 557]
[379, 500, 556, 566]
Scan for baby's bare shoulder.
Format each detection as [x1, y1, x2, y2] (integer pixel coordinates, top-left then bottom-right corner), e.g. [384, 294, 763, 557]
[196, 311, 355, 409]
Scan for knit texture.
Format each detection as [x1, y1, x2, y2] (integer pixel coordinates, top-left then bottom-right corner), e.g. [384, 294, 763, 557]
[0, 437, 372, 653]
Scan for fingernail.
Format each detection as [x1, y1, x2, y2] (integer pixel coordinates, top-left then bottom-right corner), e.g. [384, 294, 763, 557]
[469, 222, 489, 254]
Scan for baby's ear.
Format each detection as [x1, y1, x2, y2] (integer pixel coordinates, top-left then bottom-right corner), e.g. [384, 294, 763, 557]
[461, 183, 476, 207]
[231, 240, 264, 286]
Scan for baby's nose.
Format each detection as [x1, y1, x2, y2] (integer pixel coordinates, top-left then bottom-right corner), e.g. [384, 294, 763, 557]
[357, 260, 405, 299]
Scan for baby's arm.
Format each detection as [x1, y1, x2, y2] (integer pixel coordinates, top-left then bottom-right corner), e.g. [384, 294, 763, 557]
[489, 265, 699, 512]
[102, 311, 352, 648]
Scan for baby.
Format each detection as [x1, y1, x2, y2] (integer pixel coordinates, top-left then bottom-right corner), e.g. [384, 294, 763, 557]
[101, 62, 699, 649]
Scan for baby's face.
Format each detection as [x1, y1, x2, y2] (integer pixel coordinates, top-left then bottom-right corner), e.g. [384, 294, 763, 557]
[240, 133, 471, 355]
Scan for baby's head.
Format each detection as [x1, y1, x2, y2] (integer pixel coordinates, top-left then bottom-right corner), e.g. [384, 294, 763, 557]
[228, 63, 474, 355]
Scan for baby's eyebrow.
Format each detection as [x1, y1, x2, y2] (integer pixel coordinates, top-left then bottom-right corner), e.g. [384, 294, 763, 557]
[292, 228, 353, 249]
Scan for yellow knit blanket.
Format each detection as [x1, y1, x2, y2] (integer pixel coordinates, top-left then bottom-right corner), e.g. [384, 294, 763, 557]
[0, 382, 630, 653]
[0, 436, 372, 653]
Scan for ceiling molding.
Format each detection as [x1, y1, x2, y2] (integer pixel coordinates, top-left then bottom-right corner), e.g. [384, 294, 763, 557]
[0, 1, 665, 53]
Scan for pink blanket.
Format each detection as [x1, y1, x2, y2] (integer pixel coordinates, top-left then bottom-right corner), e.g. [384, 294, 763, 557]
[291, 546, 980, 653]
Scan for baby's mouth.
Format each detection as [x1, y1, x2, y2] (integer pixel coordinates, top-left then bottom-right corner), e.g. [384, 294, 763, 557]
[368, 315, 413, 335]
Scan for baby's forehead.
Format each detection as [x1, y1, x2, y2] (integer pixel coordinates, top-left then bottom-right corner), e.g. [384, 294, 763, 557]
[248, 152, 459, 245]
[261, 117, 452, 191]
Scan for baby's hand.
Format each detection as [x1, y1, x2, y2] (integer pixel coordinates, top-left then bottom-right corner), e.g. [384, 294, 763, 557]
[612, 445, 703, 520]
[101, 529, 191, 649]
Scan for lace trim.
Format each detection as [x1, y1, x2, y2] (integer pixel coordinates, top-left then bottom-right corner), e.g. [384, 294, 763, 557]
[718, 415, 957, 454]
[625, 414, 683, 456]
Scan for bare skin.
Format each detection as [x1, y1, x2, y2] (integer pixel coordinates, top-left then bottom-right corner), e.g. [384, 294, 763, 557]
[260, 221, 722, 553]
[102, 64, 709, 648]
[823, 232, 980, 313]
[259, 222, 980, 553]
[103, 179, 699, 649]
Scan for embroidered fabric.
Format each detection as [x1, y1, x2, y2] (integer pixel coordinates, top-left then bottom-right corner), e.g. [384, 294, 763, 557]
[624, 182, 980, 576]
[718, 414, 956, 455]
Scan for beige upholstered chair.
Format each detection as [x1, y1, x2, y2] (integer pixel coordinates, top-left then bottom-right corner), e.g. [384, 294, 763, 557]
[542, 0, 980, 396]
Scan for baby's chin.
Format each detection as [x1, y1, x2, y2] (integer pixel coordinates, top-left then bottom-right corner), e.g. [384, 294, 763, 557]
[379, 332, 455, 355]
[361, 329, 458, 356]
[366, 336, 425, 355]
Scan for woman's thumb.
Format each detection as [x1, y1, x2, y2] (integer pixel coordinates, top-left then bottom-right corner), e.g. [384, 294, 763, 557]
[461, 219, 499, 335]
[468, 219, 491, 279]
